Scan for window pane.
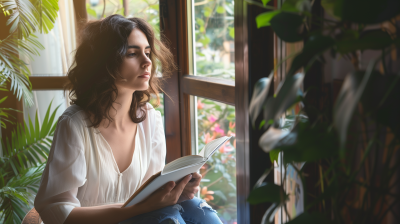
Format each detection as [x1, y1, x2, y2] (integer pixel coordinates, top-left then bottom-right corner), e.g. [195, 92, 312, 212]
[86, 0, 160, 34]
[196, 97, 236, 223]
[193, 0, 235, 80]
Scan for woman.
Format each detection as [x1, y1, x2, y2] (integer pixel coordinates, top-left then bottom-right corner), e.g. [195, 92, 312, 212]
[34, 15, 222, 224]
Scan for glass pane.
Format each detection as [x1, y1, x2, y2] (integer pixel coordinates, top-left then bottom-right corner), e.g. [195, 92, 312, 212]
[193, 0, 235, 80]
[196, 97, 236, 224]
[86, 0, 160, 34]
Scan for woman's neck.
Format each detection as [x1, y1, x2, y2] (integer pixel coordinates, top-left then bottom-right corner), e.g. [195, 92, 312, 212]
[101, 88, 135, 131]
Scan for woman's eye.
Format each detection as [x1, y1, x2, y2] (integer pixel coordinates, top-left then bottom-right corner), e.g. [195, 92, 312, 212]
[128, 53, 136, 56]
[145, 53, 150, 57]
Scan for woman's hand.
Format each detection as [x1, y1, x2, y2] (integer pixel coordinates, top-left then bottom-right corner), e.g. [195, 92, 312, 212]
[177, 172, 202, 203]
[131, 174, 192, 214]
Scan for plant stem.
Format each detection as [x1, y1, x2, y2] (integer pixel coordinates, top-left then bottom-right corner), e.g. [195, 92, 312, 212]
[206, 175, 224, 188]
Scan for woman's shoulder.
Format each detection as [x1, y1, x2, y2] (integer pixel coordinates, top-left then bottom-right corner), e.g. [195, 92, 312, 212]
[58, 105, 88, 127]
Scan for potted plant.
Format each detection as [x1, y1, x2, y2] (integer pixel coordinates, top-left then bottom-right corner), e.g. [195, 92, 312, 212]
[247, 0, 400, 223]
[0, 0, 59, 222]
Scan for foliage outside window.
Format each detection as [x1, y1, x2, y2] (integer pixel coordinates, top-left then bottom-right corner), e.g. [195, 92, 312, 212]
[194, 0, 235, 80]
[197, 97, 237, 224]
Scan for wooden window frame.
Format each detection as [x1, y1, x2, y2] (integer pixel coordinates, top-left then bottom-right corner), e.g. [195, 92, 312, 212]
[160, 0, 250, 223]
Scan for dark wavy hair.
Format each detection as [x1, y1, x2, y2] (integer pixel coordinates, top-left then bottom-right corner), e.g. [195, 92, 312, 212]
[65, 15, 176, 127]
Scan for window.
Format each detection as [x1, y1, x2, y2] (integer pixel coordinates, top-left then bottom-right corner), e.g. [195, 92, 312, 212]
[160, 0, 249, 223]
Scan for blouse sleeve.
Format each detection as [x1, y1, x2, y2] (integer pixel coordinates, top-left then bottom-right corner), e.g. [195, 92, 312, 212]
[142, 109, 166, 182]
[34, 115, 87, 224]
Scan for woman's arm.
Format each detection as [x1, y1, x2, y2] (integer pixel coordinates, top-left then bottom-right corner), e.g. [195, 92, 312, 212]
[64, 174, 192, 224]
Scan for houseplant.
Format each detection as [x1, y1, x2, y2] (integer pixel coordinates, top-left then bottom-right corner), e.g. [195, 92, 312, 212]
[0, 0, 59, 222]
[247, 0, 400, 223]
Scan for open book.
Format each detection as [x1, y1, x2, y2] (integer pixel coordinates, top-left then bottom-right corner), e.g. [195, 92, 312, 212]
[121, 136, 232, 208]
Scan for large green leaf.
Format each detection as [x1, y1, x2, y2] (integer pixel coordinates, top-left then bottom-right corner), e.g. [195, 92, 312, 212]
[281, 122, 338, 163]
[336, 30, 394, 54]
[263, 73, 304, 124]
[259, 127, 290, 153]
[256, 10, 280, 28]
[249, 72, 273, 127]
[247, 183, 288, 204]
[270, 12, 304, 42]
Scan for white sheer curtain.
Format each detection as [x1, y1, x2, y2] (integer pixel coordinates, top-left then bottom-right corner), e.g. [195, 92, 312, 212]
[23, 0, 76, 126]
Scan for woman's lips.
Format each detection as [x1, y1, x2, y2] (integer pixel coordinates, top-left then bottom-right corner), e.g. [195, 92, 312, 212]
[138, 73, 150, 79]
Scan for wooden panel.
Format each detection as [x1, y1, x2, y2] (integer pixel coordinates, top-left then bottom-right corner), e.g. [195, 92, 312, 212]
[30, 76, 69, 90]
[235, 0, 250, 223]
[160, 0, 183, 163]
[175, 0, 192, 157]
[181, 75, 235, 106]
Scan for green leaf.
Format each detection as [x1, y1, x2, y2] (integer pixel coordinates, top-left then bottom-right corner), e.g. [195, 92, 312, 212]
[285, 212, 332, 224]
[247, 183, 288, 204]
[216, 6, 225, 14]
[204, 6, 212, 17]
[281, 122, 338, 163]
[263, 73, 304, 124]
[321, 0, 342, 20]
[262, 0, 272, 6]
[261, 203, 280, 224]
[249, 73, 273, 127]
[336, 30, 394, 54]
[228, 27, 234, 39]
[86, 3, 97, 18]
[270, 12, 304, 42]
[255, 10, 280, 28]
[196, 18, 205, 26]
[259, 127, 290, 153]
[269, 149, 280, 163]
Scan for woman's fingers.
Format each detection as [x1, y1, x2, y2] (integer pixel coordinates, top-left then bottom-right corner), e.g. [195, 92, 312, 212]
[171, 174, 192, 195]
[191, 172, 202, 186]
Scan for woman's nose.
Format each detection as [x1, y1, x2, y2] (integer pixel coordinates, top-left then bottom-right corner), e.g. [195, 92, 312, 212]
[142, 55, 152, 68]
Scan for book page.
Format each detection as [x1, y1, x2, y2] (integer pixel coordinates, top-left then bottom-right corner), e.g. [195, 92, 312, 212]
[161, 155, 203, 175]
[204, 136, 231, 159]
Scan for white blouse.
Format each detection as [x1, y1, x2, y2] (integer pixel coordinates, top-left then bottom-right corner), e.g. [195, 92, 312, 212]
[34, 103, 166, 224]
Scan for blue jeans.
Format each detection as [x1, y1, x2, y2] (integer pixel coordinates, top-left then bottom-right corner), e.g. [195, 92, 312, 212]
[120, 197, 222, 224]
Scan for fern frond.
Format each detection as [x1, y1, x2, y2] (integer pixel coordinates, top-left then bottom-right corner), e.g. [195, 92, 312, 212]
[2, 0, 37, 39]
[0, 33, 43, 105]
[33, 0, 59, 34]
[1, 102, 60, 176]
[0, 163, 45, 223]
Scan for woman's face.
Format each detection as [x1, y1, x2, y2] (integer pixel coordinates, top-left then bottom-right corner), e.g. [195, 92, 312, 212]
[116, 28, 152, 92]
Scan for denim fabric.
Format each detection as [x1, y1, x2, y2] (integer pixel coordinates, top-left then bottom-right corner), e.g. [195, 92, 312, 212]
[120, 197, 222, 224]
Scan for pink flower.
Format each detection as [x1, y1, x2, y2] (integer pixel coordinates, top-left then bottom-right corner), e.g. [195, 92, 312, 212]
[208, 115, 217, 123]
[211, 124, 225, 136]
[197, 100, 205, 110]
